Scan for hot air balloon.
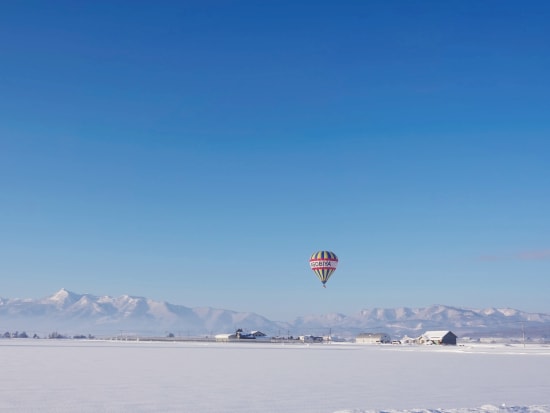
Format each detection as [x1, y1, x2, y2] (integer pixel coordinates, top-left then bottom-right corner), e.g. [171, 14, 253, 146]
[309, 251, 338, 287]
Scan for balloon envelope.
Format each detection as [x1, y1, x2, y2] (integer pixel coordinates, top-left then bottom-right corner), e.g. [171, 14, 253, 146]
[309, 251, 338, 286]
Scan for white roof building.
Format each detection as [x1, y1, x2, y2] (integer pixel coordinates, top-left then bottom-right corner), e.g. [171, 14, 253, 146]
[355, 332, 391, 344]
[419, 330, 457, 345]
[214, 333, 237, 342]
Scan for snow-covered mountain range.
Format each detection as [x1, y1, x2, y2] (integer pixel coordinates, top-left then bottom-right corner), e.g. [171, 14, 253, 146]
[1, 289, 549, 339]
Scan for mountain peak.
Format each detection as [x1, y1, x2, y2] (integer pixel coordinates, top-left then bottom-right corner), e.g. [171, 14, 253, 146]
[47, 288, 81, 306]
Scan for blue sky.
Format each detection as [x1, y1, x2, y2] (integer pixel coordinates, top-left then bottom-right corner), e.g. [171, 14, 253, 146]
[1, 1, 549, 320]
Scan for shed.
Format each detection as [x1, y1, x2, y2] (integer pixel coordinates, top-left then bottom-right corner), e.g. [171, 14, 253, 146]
[419, 330, 457, 345]
[355, 332, 391, 344]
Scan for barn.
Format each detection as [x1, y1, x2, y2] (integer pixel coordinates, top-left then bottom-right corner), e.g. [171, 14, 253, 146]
[355, 332, 391, 344]
[419, 330, 457, 345]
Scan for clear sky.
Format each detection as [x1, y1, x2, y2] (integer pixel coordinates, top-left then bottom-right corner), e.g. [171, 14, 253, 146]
[1, 1, 549, 321]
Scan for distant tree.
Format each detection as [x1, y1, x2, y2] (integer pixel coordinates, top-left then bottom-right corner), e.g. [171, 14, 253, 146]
[88, 334, 95, 339]
[19, 331, 28, 338]
[167, 332, 175, 338]
[33, 333, 40, 339]
[48, 331, 65, 339]
[3, 331, 10, 338]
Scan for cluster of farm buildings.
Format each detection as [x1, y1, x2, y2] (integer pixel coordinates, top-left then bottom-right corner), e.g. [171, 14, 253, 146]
[355, 330, 457, 345]
[214, 329, 458, 345]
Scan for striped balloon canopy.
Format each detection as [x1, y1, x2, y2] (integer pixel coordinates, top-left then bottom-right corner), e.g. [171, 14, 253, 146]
[309, 251, 338, 287]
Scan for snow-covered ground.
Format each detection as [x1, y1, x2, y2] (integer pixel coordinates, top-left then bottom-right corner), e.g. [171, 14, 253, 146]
[0, 339, 548, 413]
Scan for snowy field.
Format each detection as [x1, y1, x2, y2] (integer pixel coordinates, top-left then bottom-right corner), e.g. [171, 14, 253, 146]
[0, 339, 549, 413]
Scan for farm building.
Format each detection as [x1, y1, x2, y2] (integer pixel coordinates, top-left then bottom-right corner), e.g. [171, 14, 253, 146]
[214, 329, 269, 342]
[249, 331, 270, 341]
[418, 330, 457, 345]
[400, 335, 416, 344]
[215, 332, 237, 342]
[299, 335, 324, 343]
[355, 332, 391, 344]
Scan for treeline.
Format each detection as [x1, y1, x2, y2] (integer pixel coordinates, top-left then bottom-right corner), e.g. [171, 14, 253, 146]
[2, 331, 95, 339]
[3, 331, 35, 338]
